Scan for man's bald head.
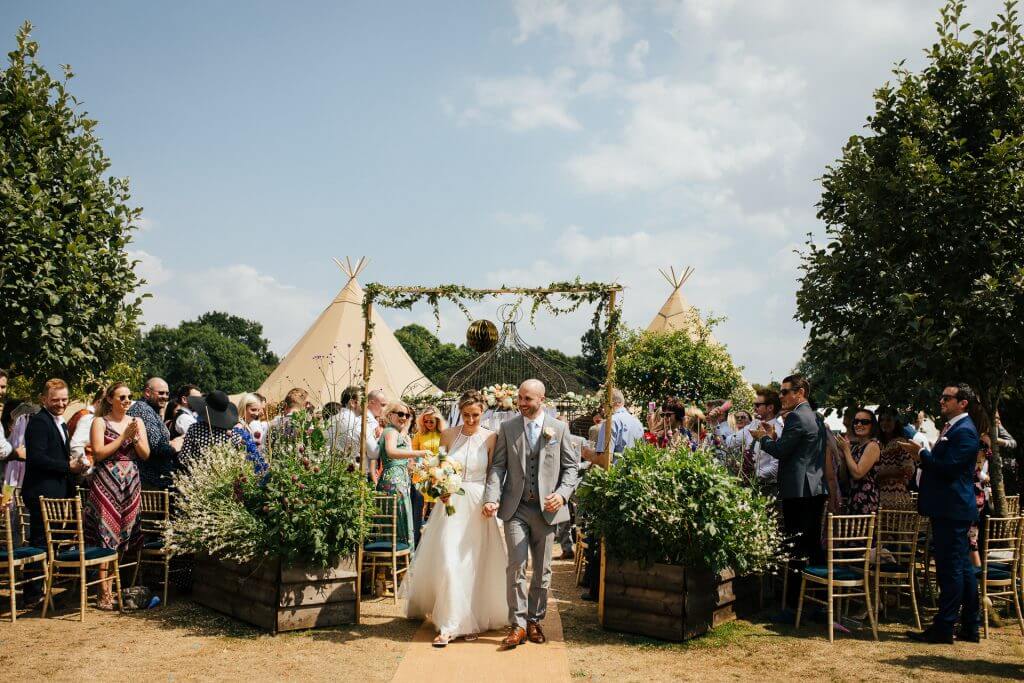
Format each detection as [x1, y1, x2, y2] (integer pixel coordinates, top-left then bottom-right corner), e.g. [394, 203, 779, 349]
[520, 379, 546, 398]
[518, 379, 545, 419]
[143, 377, 170, 410]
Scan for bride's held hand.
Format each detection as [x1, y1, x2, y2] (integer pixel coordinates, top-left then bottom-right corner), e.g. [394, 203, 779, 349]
[482, 502, 498, 518]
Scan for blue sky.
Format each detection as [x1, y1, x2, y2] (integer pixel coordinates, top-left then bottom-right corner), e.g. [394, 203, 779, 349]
[1, 1, 1006, 383]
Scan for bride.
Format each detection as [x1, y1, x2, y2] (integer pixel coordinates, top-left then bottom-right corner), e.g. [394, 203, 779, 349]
[401, 390, 508, 647]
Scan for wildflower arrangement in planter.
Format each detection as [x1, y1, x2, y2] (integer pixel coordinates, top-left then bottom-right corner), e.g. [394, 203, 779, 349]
[168, 413, 374, 567]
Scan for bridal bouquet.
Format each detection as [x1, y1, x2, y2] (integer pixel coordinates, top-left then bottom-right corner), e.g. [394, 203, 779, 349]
[410, 447, 465, 515]
[482, 383, 517, 411]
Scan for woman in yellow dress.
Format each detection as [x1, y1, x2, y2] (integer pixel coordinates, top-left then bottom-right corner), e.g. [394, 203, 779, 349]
[411, 406, 446, 544]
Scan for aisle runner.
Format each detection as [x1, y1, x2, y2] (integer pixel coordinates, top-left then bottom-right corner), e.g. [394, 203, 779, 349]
[391, 598, 571, 683]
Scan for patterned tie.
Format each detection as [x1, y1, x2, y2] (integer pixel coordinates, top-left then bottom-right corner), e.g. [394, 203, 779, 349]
[940, 421, 951, 438]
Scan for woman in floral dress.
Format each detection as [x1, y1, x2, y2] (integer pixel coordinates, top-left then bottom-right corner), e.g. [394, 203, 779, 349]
[377, 401, 433, 551]
[840, 408, 882, 515]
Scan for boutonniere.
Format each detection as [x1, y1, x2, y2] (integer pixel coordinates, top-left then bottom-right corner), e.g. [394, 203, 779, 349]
[542, 426, 556, 441]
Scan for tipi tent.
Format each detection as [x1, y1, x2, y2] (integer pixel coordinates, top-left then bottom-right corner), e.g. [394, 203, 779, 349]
[646, 266, 718, 344]
[258, 257, 439, 407]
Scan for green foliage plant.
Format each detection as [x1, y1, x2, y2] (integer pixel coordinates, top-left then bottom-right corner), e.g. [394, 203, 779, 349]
[0, 22, 145, 386]
[576, 442, 781, 574]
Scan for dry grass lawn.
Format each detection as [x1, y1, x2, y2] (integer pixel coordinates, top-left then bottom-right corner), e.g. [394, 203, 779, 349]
[2, 557, 1023, 682]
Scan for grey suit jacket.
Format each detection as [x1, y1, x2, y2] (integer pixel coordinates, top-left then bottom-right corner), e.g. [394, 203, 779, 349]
[484, 414, 580, 525]
[758, 401, 826, 499]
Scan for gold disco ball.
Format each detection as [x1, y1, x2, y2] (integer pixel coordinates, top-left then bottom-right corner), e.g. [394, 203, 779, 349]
[466, 319, 498, 353]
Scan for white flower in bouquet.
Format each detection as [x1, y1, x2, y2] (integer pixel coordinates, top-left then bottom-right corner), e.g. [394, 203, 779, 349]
[429, 466, 444, 481]
[425, 455, 440, 468]
[446, 472, 463, 493]
[500, 397, 514, 410]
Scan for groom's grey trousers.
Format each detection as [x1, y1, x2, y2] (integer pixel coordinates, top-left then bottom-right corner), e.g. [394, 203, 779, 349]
[505, 499, 554, 628]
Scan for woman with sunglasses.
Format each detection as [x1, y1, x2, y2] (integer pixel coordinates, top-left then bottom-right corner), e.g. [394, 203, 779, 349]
[87, 381, 150, 609]
[839, 408, 881, 515]
[377, 401, 433, 551]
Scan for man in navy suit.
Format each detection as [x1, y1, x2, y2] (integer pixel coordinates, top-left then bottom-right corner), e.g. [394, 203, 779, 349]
[903, 384, 981, 643]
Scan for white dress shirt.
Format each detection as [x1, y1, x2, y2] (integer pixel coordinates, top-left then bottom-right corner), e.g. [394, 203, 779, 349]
[176, 408, 197, 437]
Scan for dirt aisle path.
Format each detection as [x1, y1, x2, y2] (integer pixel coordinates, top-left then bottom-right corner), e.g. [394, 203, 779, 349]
[392, 597, 570, 683]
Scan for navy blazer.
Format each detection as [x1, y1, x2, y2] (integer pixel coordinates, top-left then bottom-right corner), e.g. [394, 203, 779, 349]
[20, 409, 73, 504]
[918, 415, 979, 522]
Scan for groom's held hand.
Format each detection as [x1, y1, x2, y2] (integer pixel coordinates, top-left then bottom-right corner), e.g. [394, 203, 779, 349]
[543, 493, 564, 513]
[482, 502, 498, 518]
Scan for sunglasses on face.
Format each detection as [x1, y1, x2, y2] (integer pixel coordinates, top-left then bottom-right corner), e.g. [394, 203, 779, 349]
[753, 402, 767, 407]
[940, 394, 958, 402]
[852, 418, 872, 426]
[391, 412, 411, 419]
[779, 388, 792, 396]
[660, 412, 675, 417]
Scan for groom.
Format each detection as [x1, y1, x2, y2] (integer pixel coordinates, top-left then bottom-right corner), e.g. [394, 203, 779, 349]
[483, 379, 580, 650]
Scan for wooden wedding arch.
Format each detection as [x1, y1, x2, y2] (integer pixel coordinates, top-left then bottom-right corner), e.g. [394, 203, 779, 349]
[357, 281, 624, 471]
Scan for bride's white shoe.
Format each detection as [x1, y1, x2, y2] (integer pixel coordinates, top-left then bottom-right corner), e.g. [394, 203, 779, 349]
[433, 632, 452, 648]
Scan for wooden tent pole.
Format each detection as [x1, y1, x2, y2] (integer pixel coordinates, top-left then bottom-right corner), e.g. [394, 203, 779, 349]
[360, 301, 373, 473]
[601, 289, 618, 469]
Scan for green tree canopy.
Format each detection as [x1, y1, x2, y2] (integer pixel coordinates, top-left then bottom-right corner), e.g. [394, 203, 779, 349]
[185, 311, 278, 366]
[0, 22, 144, 387]
[139, 322, 266, 394]
[798, 0, 1024, 510]
[394, 324, 475, 389]
[615, 323, 752, 409]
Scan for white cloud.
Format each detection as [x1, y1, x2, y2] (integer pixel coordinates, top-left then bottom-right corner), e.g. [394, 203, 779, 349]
[461, 67, 581, 131]
[626, 39, 649, 75]
[513, 0, 627, 67]
[132, 251, 321, 355]
[493, 211, 547, 232]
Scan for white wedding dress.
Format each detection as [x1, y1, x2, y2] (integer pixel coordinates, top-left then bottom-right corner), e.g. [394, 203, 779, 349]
[401, 427, 508, 636]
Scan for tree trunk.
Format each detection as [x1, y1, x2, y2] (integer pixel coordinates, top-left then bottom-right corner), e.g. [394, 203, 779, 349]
[984, 392, 1007, 518]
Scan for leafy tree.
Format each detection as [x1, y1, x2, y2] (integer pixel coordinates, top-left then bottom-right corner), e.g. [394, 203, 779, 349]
[185, 311, 278, 365]
[579, 323, 608, 382]
[0, 22, 145, 387]
[615, 323, 751, 409]
[139, 323, 266, 394]
[798, 0, 1024, 513]
[394, 324, 475, 388]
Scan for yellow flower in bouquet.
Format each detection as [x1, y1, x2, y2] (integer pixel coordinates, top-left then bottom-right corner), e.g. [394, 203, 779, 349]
[410, 446, 466, 515]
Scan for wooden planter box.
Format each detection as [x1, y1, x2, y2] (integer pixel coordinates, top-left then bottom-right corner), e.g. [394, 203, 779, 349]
[192, 552, 360, 634]
[599, 544, 755, 642]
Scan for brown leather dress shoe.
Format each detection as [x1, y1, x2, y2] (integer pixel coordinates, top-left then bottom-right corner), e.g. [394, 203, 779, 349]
[527, 621, 546, 644]
[500, 626, 527, 650]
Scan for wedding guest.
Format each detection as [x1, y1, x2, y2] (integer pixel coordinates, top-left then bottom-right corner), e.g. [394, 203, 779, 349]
[21, 379, 87, 604]
[326, 386, 381, 466]
[322, 402, 343, 421]
[170, 384, 201, 437]
[876, 407, 915, 510]
[128, 377, 183, 491]
[87, 382, 149, 609]
[646, 398, 698, 450]
[411, 406, 446, 545]
[2, 403, 37, 547]
[365, 389, 387, 481]
[706, 399, 735, 442]
[266, 387, 308, 449]
[179, 390, 261, 473]
[412, 406, 445, 455]
[751, 373, 827, 611]
[839, 408, 881, 515]
[377, 401, 432, 551]
[730, 395, 780, 493]
[582, 389, 644, 466]
[0, 370, 13, 482]
[236, 392, 269, 452]
[903, 384, 981, 644]
[588, 411, 603, 444]
[69, 388, 105, 461]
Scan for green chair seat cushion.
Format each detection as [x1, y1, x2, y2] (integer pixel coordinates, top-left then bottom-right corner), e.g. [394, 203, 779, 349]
[56, 546, 116, 562]
[363, 541, 410, 553]
[803, 565, 860, 581]
[0, 546, 46, 561]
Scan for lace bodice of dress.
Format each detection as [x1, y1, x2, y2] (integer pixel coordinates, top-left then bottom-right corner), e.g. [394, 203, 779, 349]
[448, 428, 491, 484]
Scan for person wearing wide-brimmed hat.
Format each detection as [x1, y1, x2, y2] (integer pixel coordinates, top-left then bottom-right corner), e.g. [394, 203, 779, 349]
[178, 390, 263, 473]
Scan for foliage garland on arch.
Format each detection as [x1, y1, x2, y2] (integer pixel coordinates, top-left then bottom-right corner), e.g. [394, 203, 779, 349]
[360, 279, 623, 383]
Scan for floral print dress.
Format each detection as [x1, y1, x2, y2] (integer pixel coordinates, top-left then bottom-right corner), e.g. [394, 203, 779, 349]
[376, 426, 415, 552]
[848, 439, 880, 515]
